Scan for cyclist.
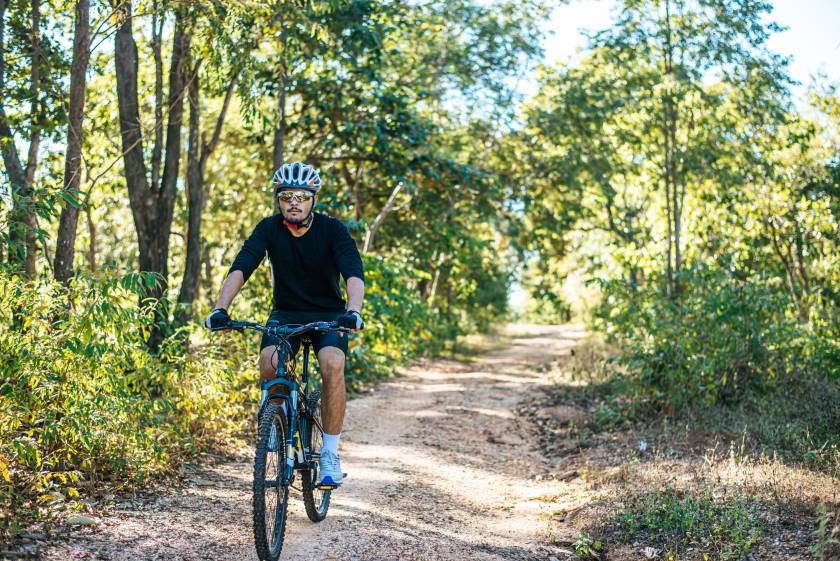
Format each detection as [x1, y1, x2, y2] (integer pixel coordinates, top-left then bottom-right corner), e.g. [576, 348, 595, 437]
[204, 161, 365, 488]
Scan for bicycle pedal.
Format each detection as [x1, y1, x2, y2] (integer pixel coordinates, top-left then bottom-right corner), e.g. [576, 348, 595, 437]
[315, 473, 346, 490]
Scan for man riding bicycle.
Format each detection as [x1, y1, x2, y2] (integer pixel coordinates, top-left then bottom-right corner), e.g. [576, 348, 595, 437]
[204, 161, 365, 488]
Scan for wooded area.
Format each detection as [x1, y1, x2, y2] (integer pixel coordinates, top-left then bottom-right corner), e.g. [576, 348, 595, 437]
[1, 0, 837, 556]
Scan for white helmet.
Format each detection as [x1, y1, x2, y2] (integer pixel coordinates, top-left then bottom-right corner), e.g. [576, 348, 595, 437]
[272, 161, 321, 192]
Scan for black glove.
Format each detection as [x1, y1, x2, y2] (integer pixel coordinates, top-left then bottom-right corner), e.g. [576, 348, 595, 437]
[204, 308, 231, 330]
[337, 310, 364, 330]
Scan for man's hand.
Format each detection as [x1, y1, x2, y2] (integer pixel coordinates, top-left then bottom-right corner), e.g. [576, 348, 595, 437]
[338, 310, 364, 331]
[204, 308, 231, 330]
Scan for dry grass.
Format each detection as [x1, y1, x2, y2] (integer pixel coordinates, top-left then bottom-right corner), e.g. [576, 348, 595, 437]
[527, 334, 840, 560]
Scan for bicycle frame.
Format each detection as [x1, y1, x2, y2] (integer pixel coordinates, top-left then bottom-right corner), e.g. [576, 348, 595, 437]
[260, 338, 313, 486]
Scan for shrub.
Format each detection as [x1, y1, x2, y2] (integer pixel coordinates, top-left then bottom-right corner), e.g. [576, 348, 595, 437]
[596, 265, 840, 411]
[346, 254, 439, 384]
[617, 487, 764, 560]
[347, 252, 509, 384]
[0, 272, 253, 540]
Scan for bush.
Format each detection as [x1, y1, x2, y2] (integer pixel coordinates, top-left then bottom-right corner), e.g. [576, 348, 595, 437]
[345, 254, 439, 384]
[596, 265, 840, 412]
[347, 252, 509, 384]
[0, 272, 254, 540]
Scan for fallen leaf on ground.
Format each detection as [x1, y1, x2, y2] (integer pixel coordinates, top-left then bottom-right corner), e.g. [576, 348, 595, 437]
[66, 515, 97, 526]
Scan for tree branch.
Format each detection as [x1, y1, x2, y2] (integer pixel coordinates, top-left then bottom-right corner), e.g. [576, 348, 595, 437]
[202, 67, 239, 162]
[363, 182, 405, 253]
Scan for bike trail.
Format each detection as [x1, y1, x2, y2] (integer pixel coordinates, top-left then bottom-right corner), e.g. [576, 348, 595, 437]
[42, 324, 585, 561]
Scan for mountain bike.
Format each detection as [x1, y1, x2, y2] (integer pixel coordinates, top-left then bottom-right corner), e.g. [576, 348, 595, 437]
[212, 319, 351, 561]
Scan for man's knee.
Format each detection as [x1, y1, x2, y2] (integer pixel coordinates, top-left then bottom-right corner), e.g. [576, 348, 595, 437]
[318, 347, 345, 380]
[259, 346, 279, 377]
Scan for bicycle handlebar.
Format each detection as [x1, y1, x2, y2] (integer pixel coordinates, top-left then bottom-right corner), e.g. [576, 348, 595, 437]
[211, 319, 353, 338]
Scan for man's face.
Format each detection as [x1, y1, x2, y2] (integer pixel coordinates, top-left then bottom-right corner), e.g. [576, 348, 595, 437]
[277, 189, 315, 224]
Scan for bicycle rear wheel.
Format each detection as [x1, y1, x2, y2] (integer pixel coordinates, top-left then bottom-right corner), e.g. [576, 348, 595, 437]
[253, 401, 290, 561]
[301, 390, 331, 522]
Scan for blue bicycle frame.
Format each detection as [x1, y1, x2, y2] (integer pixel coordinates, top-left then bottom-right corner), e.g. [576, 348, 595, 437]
[260, 336, 307, 484]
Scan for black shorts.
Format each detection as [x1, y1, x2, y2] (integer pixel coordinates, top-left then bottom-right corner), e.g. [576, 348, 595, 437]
[259, 310, 348, 356]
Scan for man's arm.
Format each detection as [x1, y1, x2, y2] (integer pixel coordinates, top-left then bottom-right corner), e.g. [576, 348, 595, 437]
[213, 270, 245, 311]
[210, 218, 269, 315]
[346, 276, 364, 313]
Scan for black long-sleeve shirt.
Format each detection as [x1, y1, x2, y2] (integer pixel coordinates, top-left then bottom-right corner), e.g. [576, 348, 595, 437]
[229, 212, 364, 313]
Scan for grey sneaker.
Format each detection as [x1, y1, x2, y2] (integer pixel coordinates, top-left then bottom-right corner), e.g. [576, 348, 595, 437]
[316, 450, 343, 488]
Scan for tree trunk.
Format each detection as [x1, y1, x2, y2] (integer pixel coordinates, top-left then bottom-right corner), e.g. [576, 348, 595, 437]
[0, 0, 41, 276]
[340, 161, 365, 223]
[150, 1, 164, 192]
[176, 71, 203, 325]
[114, 1, 190, 350]
[54, 0, 91, 283]
[662, 0, 677, 298]
[22, 0, 41, 276]
[176, 68, 238, 323]
[427, 251, 447, 307]
[85, 204, 97, 273]
[272, 18, 288, 170]
[114, 0, 153, 267]
[201, 238, 212, 307]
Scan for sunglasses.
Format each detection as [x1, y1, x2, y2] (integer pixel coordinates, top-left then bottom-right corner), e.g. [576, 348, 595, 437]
[276, 190, 314, 202]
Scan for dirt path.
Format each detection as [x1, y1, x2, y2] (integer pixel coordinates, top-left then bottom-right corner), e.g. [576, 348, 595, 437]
[42, 324, 585, 561]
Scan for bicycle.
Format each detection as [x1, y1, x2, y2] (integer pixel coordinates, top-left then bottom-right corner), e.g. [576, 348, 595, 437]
[212, 319, 351, 561]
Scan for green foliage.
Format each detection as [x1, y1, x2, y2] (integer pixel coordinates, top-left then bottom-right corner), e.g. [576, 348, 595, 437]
[691, 376, 840, 474]
[344, 253, 437, 384]
[346, 247, 511, 385]
[617, 487, 764, 560]
[0, 272, 254, 540]
[522, 282, 571, 324]
[811, 503, 840, 561]
[596, 265, 840, 412]
[515, 0, 840, 442]
[5, 0, 840, 549]
[572, 532, 602, 559]
[0, 239, 512, 535]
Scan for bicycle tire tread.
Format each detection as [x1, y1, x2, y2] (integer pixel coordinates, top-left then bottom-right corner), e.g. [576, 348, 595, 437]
[302, 392, 331, 522]
[253, 403, 289, 561]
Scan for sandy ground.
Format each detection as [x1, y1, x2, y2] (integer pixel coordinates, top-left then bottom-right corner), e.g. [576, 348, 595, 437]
[40, 324, 585, 561]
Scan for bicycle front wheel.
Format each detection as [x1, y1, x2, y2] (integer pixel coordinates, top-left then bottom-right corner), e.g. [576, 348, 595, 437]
[301, 390, 331, 522]
[253, 401, 290, 561]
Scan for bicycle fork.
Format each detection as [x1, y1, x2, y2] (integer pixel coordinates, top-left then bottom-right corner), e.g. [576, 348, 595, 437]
[260, 377, 298, 485]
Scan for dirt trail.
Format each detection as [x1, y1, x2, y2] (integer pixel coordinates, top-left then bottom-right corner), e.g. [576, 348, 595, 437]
[42, 324, 585, 561]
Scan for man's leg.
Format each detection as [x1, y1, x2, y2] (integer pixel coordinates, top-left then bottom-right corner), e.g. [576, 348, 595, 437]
[316, 346, 346, 486]
[259, 345, 280, 384]
[259, 344, 290, 411]
[317, 346, 346, 434]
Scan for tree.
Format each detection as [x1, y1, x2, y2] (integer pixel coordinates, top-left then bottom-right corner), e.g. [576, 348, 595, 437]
[112, 0, 190, 349]
[1, 0, 43, 276]
[53, 0, 91, 284]
[175, 54, 240, 322]
[521, 0, 791, 300]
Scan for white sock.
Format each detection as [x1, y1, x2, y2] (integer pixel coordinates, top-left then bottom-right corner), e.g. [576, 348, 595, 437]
[322, 433, 341, 455]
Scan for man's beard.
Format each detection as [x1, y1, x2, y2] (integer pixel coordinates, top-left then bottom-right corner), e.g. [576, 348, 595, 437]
[283, 211, 307, 225]
[282, 206, 314, 228]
